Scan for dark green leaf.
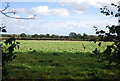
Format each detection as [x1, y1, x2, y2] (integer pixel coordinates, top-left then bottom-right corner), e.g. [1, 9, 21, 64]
[2, 29, 7, 32]
[98, 42, 101, 47]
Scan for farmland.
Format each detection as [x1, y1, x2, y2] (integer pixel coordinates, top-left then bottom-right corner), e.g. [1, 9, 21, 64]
[7, 40, 119, 79]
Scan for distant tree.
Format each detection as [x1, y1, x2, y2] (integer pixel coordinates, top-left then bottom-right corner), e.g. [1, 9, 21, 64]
[46, 34, 50, 37]
[82, 33, 88, 40]
[20, 33, 27, 37]
[32, 34, 39, 38]
[77, 33, 82, 39]
[78, 33, 81, 36]
[51, 34, 59, 38]
[69, 32, 77, 38]
[83, 33, 87, 36]
[39, 34, 45, 38]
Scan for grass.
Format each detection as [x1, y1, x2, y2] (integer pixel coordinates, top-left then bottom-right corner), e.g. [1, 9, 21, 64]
[7, 40, 120, 79]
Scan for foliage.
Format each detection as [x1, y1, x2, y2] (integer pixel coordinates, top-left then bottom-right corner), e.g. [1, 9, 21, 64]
[83, 33, 88, 36]
[69, 32, 77, 38]
[20, 33, 27, 37]
[92, 3, 120, 65]
[32, 34, 40, 38]
[0, 24, 7, 32]
[2, 37, 20, 79]
[2, 37, 20, 66]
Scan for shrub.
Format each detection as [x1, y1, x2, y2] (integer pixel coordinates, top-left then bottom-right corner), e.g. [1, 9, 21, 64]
[2, 37, 20, 79]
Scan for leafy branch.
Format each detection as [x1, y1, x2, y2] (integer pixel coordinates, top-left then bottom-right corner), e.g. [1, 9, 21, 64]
[100, 3, 120, 17]
[91, 3, 120, 66]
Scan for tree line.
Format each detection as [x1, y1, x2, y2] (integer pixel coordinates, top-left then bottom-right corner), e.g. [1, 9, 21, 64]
[1, 32, 100, 41]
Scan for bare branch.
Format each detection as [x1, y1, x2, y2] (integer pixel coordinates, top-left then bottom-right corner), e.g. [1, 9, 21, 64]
[1, 11, 36, 19]
[1, 2, 10, 12]
[0, 2, 36, 19]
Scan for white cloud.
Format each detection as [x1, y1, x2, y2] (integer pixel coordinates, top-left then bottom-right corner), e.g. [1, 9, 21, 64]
[49, 8, 69, 16]
[30, 6, 49, 15]
[11, 6, 69, 16]
[13, 8, 26, 13]
[61, 0, 119, 14]
[30, 6, 69, 16]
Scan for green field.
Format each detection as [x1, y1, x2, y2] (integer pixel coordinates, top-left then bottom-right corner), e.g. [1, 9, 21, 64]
[7, 40, 119, 79]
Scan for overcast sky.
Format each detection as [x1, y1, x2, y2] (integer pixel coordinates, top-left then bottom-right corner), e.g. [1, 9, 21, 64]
[0, 0, 119, 35]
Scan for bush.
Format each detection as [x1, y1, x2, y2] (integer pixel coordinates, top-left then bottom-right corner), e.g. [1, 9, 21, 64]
[2, 37, 20, 79]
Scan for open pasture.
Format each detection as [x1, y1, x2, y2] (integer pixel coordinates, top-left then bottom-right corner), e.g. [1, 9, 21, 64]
[7, 40, 119, 79]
